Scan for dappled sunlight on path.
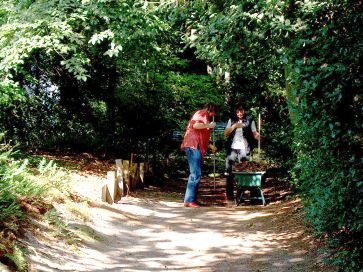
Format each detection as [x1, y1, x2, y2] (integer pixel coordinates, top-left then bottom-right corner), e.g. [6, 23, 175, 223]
[26, 194, 325, 272]
[22, 163, 328, 272]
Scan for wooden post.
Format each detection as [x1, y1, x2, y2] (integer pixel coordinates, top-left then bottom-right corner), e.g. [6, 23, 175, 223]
[122, 160, 130, 195]
[108, 171, 118, 203]
[116, 159, 124, 199]
[101, 184, 112, 204]
[139, 162, 145, 185]
[101, 171, 116, 204]
[129, 162, 138, 190]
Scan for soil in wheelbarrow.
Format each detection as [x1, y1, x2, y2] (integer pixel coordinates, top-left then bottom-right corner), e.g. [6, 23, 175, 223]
[234, 160, 268, 172]
[196, 175, 291, 206]
[133, 168, 292, 207]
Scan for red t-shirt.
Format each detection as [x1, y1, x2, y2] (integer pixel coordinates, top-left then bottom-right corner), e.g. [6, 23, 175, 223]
[180, 109, 211, 158]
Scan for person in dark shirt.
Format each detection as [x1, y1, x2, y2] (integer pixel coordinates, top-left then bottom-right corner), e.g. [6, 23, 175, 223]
[224, 104, 260, 200]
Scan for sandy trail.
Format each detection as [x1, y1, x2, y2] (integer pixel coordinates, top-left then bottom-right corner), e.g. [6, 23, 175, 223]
[23, 171, 325, 272]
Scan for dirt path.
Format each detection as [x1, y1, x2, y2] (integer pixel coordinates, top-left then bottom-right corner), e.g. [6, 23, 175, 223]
[22, 153, 329, 272]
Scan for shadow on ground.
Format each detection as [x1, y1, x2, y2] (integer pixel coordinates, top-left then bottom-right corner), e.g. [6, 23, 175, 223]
[20, 155, 332, 272]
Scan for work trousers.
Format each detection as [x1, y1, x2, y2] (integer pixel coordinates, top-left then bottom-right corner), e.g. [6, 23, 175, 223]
[225, 149, 247, 199]
[184, 147, 202, 203]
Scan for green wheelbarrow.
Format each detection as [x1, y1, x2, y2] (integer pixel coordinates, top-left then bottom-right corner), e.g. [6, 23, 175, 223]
[233, 171, 266, 206]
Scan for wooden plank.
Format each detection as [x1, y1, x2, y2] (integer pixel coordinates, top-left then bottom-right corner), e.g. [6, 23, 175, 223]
[115, 159, 124, 199]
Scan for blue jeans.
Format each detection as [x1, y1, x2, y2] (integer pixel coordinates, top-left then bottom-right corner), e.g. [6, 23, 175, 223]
[184, 147, 202, 203]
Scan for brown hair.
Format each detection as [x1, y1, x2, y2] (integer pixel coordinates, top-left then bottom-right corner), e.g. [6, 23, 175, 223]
[234, 104, 244, 112]
[203, 102, 219, 113]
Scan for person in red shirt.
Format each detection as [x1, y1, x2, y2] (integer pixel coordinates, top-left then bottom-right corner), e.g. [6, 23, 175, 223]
[181, 103, 218, 208]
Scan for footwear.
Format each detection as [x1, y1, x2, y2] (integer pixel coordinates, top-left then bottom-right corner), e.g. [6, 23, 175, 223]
[184, 202, 200, 208]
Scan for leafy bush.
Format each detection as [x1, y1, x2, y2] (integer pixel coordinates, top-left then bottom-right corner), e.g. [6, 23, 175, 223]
[0, 149, 44, 225]
[0, 138, 70, 270]
[287, 1, 363, 270]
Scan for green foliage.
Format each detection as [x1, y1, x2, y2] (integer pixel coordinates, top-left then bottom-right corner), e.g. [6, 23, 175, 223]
[4, 245, 27, 272]
[0, 0, 170, 81]
[0, 149, 45, 209]
[0, 0, 173, 153]
[0, 143, 67, 223]
[0, 193, 24, 223]
[168, 0, 293, 165]
[172, 0, 362, 269]
[154, 72, 224, 130]
[37, 158, 70, 191]
[286, 0, 363, 270]
[0, 0, 362, 269]
[0, 139, 71, 268]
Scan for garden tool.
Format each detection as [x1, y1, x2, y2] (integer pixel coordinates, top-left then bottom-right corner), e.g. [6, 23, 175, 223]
[258, 113, 261, 160]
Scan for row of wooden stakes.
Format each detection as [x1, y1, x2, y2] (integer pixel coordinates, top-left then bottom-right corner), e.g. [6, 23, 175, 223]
[101, 159, 147, 204]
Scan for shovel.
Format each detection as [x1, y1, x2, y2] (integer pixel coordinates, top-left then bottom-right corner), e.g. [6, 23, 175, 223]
[258, 113, 261, 160]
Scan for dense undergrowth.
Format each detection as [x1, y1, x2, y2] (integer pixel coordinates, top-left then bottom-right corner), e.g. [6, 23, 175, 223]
[0, 137, 71, 271]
